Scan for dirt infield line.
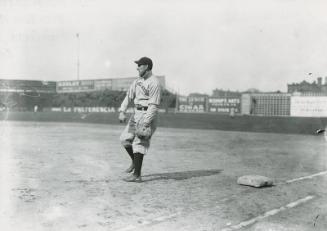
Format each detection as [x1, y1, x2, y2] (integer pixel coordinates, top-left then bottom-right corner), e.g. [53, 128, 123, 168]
[221, 195, 315, 231]
[285, 171, 327, 184]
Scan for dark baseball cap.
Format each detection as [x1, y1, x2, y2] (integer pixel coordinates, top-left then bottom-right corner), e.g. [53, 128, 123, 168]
[134, 57, 153, 70]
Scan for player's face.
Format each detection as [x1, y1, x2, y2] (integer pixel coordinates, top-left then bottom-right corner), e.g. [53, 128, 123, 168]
[137, 64, 148, 77]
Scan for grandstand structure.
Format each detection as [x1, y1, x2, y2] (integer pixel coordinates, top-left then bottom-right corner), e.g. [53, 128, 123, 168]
[56, 76, 166, 93]
[0, 79, 56, 94]
[241, 93, 291, 116]
[2, 76, 325, 117]
[0, 76, 166, 94]
[0, 76, 168, 112]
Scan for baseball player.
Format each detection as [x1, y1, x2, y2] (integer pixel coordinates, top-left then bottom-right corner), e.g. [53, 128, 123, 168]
[118, 57, 161, 183]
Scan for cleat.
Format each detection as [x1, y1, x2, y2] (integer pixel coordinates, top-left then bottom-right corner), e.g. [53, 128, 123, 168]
[123, 174, 142, 183]
[125, 164, 135, 173]
[316, 129, 325, 134]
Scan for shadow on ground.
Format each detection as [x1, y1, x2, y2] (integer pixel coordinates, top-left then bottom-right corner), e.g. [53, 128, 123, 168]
[142, 169, 222, 182]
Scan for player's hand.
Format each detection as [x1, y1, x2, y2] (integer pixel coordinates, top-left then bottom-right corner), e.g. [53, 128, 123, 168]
[136, 121, 151, 139]
[118, 111, 126, 123]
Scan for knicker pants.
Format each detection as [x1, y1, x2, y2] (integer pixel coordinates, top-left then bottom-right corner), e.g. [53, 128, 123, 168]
[119, 110, 157, 155]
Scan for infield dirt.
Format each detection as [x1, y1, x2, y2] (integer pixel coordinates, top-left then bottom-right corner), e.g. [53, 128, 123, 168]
[1, 121, 327, 231]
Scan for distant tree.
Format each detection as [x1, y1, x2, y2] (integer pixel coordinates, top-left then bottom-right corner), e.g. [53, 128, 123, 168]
[212, 89, 241, 97]
[48, 89, 175, 110]
[188, 93, 209, 97]
[161, 89, 176, 112]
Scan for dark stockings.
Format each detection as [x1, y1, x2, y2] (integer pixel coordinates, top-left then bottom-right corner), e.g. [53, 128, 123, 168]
[133, 153, 144, 177]
[125, 146, 134, 161]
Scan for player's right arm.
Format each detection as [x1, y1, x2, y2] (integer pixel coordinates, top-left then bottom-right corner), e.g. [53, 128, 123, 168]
[118, 80, 137, 113]
[119, 96, 129, 113]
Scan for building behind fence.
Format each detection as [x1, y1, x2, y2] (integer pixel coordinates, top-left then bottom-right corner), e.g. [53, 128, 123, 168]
[176, 93, 327, 118]
[1, 77, 327, 117]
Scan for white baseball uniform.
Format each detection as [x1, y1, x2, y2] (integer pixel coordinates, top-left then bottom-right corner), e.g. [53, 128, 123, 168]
[119, 74, 161, 154]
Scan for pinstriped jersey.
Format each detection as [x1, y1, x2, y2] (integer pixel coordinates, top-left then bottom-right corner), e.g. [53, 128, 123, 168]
[127, 75, 161, 107]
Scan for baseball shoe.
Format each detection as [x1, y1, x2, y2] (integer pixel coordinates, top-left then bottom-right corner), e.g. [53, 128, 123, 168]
[125, 164, 135, 173]
[123, 174, 142, 183]
[316, 129, 325, 134]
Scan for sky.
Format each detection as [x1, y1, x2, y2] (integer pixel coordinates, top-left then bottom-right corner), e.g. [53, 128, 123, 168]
[1, 0, 327, 95]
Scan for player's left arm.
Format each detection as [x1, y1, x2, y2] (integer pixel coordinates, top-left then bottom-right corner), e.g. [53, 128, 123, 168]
[143, 80, 161, 126]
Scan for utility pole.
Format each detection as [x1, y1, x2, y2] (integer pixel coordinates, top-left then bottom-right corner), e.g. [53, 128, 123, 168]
[76, 33, 80, 81]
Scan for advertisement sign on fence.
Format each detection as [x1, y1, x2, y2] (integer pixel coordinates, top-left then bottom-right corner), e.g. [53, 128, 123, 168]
[208, 97, 241, 113]
[177, 96, 206, 112]
[291, 96, 327, 117]
[51, 107, 116, 113]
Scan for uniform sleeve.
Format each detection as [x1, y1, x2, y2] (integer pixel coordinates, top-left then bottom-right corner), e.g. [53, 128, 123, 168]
[118, 95, 129, 112]
[147, 80, 161, 106]
[143, 104, 158, 125]
[143, 80, 161, 125]
[119, 80, 136, 112]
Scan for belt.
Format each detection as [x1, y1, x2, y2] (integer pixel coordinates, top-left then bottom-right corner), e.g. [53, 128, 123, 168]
[136, 106, 148, 111]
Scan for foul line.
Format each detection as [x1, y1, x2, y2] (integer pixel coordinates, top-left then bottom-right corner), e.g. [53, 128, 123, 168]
[115, 171, 326, 231]
[286, 171, 327, 184]
[221, 195, 315, 231]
